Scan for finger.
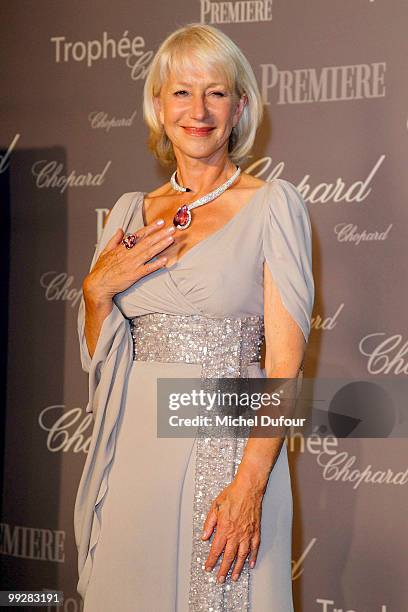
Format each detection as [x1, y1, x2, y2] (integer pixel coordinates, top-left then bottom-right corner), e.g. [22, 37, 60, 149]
[138, 233, 175, 265]
[134, 218, 169, 240]
[231, 542, 251, 581]
[248, 534, 261, 569]
[129, 225, 175, 263]
[110, 219, 170, 258]
[142, 224, 176, 250]
[141, 255, 169, 274]
[216, 542, 239, 584]
[201, 506, 218, 541]
[204, 533, 227, 572]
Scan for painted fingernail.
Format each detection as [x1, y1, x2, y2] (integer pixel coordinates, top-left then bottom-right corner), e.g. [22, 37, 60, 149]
[249, 561, 255, 568]
[205, 567, 211, 572]
[217, 576, 225, 584]
[232, 574, 238, 581]
[167, 226, 175, 233]
[156, 218, 164, 225]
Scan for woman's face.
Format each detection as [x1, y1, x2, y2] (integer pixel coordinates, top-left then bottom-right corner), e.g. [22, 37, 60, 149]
[154, 64, 246, 163]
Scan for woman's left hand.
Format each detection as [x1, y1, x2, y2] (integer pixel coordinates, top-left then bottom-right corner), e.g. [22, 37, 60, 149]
[201, 479, 263, 583]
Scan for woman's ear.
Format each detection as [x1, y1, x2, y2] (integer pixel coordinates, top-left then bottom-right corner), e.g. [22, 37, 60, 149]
[233, 93, 247, 127]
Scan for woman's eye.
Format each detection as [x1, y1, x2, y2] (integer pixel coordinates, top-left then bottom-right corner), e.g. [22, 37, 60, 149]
[173, 90, 225, 97]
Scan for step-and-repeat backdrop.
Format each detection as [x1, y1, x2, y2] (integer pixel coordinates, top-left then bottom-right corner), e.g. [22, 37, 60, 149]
[1, 1, 407, 610]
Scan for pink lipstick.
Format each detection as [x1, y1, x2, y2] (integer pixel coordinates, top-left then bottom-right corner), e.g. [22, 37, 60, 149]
[182, 127, 214, 136]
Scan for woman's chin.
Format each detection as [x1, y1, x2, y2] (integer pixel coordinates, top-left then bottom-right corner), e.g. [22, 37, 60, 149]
[173, 141, 225, 161]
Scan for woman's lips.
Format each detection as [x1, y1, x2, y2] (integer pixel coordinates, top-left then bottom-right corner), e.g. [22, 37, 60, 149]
[182, 127, 215, 136]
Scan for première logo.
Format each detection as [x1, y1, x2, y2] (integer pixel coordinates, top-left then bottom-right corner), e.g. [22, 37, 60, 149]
[0, 523, 65, 561]
[261, 62, 386, 105]
[200, 0, 273, 24]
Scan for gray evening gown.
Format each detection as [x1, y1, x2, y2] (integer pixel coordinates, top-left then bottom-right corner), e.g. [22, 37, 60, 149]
[74, 178, 314, 611]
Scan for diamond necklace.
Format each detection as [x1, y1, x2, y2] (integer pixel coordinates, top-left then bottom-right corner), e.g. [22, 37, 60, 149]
[170, 170, 192, 193]
[171, 165, 241, 230]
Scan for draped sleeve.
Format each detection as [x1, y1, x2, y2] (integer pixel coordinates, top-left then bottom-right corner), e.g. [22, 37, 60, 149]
[74, 191, 142, 599]
[262, 179, 314, 343]
[77, 192, 141, 382]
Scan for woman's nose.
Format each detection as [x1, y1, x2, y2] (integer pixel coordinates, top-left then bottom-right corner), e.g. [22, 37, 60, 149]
[190, 94, 208, 120]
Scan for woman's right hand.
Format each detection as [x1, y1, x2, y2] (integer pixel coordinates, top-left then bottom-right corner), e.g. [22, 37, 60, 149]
[83, 218, 176, 303]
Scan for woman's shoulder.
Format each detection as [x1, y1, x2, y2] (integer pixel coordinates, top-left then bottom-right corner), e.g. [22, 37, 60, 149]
[263, 177, 310, 221]
[236, 174, 307, 219]
[224, 172, 267, 209]
[103, 191, 145, 227]
[239, 172, 267, 189]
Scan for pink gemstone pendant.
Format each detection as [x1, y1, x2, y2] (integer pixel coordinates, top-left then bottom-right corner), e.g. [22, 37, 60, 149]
[173, 204, 192, 230]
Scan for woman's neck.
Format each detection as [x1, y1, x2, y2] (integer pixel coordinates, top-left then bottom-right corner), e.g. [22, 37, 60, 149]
[173, 155, 238, 195]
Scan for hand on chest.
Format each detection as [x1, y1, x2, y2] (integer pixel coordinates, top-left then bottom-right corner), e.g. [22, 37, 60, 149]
[142, 187, 265, 269]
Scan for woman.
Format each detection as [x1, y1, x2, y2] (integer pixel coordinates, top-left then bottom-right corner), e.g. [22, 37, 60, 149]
[74, 23, 314, 611]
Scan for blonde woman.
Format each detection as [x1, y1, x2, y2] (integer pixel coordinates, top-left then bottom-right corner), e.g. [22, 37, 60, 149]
[74, 23, 314, 611]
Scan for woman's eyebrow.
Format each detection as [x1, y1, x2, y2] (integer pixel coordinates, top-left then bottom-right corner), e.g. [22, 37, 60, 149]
[172, 81, 226, 87]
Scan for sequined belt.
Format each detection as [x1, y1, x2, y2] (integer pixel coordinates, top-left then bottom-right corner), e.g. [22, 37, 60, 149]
[129, 312, 264, 377]
[129, 312, 265, 611]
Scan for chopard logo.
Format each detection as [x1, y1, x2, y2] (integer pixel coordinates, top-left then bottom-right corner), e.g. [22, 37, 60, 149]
[246, 155, 385, 204]
[88, 109, 137, 132]
[40, 272, 82, 308]
[335, 223, 392, 244]
[32, 160, 111, 193]
[317, 449, 408, 489]
[39, 406, 92, 454]
[359, 333, 408, 375]
[260, 61, 386, 105]
[200, 0, 273, 24]
[311, 303, 344, 331]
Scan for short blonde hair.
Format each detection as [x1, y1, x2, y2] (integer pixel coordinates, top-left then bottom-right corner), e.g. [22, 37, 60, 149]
[143, 23, 264, 166]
